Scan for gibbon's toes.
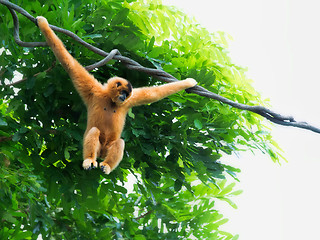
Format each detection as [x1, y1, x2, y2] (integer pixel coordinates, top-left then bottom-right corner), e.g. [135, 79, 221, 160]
[185, 78, 197, 87]
[100, 163, 112, 175]
[82, 158, 98, 170]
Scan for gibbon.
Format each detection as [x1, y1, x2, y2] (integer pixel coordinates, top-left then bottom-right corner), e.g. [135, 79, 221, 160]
[37, 16, 197, 174]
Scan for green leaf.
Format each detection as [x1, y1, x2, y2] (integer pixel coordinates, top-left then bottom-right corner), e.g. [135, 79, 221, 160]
[64, 147, 70, 159]
[53, 160, 66, 168]
[36, 71, 46, 80]
[128, 108, 135, 119]
[0, 118, 7, 126]
[2, 212, 17, 224]
[194, 119, 203, 129]
[26, 76, 36, 89]
[134, 235, 146, 240]
[174, 179, 182, 191]
[13, 231, 32, 240]
[147, 36, 155, 52]
[232, 234, 240, 240]
[83, 34, 103, 39]
[44, 84, 55, 97]
[112, 8, 129, 25]
[148, 47, 163, 58]
[12, 132, 21, 142]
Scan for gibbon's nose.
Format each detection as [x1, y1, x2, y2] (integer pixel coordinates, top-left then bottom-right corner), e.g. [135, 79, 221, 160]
[119, 90, 129, 102]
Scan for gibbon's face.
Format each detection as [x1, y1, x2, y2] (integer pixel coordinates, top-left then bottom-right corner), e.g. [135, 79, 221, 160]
[107, 77, 132, 105]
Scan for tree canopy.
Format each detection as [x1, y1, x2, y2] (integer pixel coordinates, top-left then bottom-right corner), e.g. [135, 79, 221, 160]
[0, 0, 282, 239]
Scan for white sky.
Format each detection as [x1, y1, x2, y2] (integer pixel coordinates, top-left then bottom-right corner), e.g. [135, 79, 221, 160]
[164, 0, 320, 239]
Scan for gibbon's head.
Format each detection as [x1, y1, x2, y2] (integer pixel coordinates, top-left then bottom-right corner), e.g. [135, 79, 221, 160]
[107, 77, 132, 105]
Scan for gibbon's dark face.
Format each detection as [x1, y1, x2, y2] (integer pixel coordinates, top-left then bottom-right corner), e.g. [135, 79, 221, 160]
[107, 77, 132, 105]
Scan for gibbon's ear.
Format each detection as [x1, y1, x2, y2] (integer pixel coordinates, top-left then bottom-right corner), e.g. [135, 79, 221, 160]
[107, 77, 132, 105]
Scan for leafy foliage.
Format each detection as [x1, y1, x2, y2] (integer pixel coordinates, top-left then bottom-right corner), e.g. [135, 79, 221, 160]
[0, 0, 281, 239]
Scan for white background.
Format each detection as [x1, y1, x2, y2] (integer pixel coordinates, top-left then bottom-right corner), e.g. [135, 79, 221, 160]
[164, 0, 320, 239]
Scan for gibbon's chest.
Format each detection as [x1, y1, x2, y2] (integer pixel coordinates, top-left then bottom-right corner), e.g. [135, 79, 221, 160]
[87, 99, 127, 130]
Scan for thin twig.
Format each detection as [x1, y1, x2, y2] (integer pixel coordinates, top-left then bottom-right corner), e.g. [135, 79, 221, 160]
[6, 61, 56, 86]
[0, 136, 13, 143]
[135, 210, 154, 220]
[0, 69, 7, 79]
[1, 0, 320, 134]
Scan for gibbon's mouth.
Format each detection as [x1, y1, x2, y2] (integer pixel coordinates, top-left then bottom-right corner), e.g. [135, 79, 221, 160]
[119, 90, 129, 102]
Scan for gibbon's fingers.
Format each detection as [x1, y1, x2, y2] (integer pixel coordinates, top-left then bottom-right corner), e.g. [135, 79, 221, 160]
[36, 16, 48, 26]
[184, 78, 197, 88]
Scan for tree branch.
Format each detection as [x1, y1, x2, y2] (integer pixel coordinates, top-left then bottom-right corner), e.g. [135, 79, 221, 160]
[1, 0, 320, 134]
[6, 61, 56, 86]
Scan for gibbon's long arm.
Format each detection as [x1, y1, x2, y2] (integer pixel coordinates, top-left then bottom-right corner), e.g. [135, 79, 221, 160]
[37, 16, 102, 104]
[127, 78, 197, 108]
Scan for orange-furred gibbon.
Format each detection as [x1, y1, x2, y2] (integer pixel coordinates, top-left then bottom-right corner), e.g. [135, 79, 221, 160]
[37, 16, 197, 174]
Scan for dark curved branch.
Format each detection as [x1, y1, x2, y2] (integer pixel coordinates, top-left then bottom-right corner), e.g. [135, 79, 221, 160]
[7, 7, 47, 47]
[84, 49, 121, 71]
[1, 0, 320, 134]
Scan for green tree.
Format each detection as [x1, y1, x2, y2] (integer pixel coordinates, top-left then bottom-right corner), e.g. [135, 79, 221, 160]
[0, 0, 281, 239]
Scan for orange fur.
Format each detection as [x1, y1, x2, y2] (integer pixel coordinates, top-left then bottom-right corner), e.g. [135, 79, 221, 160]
[37, 16, 197, 174]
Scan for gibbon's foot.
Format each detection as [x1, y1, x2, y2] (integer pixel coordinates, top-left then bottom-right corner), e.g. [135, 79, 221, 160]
[82, 158, 98, 170]
[100, 162, 112, 174]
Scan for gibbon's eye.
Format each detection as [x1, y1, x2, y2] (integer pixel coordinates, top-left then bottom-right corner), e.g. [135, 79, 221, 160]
[116, 82, 122, 87]
[127, 82, 132, 93]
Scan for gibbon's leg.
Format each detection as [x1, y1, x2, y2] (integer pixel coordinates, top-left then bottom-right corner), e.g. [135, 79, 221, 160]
[82, 127, 101, 170]
[100, 139, 125, 174]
